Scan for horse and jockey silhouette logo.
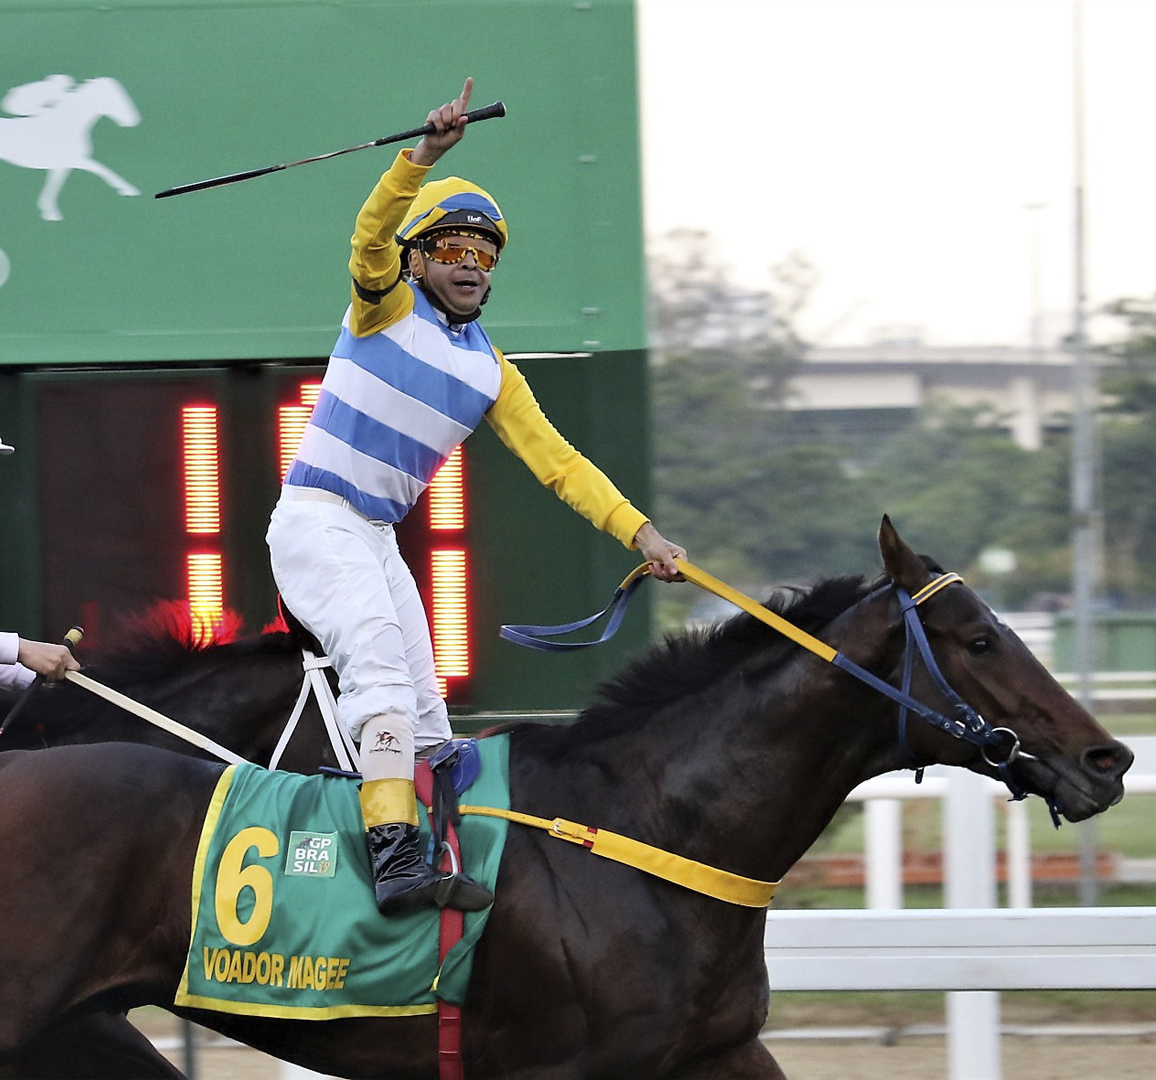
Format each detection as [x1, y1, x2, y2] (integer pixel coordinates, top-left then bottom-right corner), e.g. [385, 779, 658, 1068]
[0, 74, 140, 223]
[369, 730, 403, 755]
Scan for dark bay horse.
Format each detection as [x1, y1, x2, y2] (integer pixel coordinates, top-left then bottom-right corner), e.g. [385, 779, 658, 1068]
[0, 520, 1134, 1079]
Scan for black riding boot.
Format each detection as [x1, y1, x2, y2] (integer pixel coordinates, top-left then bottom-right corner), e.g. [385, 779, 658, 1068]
[366, 822, 493, 913]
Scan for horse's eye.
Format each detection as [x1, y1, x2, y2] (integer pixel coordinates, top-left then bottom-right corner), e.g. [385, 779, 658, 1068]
[968, 636, 994, 656]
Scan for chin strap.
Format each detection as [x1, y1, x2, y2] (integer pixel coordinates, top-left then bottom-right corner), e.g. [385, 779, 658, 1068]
[412, 277, 486, 325]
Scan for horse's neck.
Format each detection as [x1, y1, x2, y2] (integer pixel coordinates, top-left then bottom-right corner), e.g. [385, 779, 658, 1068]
[667, 668, 900, 881]
[646, 596, 909, 882]
[528, 668, 898, 888]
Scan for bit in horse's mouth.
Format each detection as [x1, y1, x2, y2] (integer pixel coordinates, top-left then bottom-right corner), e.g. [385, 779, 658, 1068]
[1014, 753, 1124, 822]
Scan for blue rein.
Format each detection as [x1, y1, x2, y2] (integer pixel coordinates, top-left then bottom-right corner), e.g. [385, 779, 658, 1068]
[502, 566, 1057, 819]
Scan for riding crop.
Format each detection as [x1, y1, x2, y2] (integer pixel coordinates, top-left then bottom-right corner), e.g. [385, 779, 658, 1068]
[155, 100, 506, 199]
[62, 670, 247, 765]
[0, 621, 246, 763]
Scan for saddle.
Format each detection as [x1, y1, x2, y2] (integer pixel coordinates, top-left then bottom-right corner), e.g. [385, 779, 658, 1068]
[277, 594, 326, 655]
[177, 739, 511, 1028]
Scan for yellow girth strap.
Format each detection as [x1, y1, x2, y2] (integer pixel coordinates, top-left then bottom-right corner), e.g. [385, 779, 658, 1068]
[459, 804, 778, 908]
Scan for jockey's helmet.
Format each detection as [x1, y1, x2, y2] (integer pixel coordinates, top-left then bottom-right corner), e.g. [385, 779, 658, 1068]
[396, 177, 507, 253]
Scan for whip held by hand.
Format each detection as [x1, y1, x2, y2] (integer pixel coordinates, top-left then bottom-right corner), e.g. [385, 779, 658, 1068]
[155, 101, 506, 199]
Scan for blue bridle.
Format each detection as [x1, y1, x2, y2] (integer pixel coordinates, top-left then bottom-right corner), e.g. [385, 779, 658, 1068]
[502, 562, 1056, 819]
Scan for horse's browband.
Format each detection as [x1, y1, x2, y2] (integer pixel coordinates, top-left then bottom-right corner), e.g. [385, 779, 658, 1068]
[907, 572, 964, 606]
[459, 805, 778, 908]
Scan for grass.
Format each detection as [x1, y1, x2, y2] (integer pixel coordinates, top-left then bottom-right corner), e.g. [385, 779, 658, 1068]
[764, 988, 1156, 1029]
[1092, 710, 1156, 737]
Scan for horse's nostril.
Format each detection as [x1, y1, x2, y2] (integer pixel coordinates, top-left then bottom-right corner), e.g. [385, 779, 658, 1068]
[1084, 743, 1134, 777]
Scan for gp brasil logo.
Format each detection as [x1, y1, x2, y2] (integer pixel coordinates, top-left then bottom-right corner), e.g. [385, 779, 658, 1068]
[285, 832, 338, 878]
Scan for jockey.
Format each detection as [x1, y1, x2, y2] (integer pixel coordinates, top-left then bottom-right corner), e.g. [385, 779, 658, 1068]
[1, 74, 75, 117]
[267, 78, 685, 915]
[1, 432, 80, 691]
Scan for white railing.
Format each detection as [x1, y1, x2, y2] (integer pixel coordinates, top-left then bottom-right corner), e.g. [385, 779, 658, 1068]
[764, 906, 1156, 991]
[1054, 670, 1156, 702]
[761, 736, 1156, 1079]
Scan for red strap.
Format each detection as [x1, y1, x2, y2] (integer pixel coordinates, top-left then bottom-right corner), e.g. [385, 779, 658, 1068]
[437, 1002, 464, 1080]
[415, 763, 467, 1080]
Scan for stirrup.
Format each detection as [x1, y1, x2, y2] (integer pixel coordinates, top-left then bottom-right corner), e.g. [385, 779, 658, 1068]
[432, 871, 493, 911]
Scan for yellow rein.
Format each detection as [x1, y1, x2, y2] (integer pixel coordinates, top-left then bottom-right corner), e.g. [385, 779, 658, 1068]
[669, 558, 839, 661]
[462, 557, 822, 910]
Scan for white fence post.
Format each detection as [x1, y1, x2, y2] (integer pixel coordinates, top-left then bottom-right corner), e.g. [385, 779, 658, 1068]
[944, 767, 1000, 1080]
[1005, 798, 1032, 909]
[865, 798, 903, 909]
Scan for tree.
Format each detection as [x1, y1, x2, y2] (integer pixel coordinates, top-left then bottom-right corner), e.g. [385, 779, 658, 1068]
[1096, 294, 1156, 599]
[858, 401, 1071, 606]
[648, 237, 1156, 612]
[649, 234, 919, 622]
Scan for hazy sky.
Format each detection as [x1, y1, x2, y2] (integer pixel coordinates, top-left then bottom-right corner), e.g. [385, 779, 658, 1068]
[638, 0, 1156, 348]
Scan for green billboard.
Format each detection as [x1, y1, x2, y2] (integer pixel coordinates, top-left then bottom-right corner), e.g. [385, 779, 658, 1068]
[0, 0, 655, 713]
[0, 0, 645, 364]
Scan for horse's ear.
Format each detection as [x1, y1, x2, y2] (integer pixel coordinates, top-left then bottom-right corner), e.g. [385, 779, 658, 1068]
[878, 515, 929, 591]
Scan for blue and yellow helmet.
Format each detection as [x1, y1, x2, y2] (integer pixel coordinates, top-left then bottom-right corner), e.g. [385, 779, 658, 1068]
[396, 177, 508, 252]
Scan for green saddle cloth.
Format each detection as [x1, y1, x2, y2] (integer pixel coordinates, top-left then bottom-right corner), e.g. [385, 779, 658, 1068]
[175, 734, 510, 1019]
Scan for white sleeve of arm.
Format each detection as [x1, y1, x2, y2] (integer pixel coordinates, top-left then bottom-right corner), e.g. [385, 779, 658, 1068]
[0, 632, 37, 691]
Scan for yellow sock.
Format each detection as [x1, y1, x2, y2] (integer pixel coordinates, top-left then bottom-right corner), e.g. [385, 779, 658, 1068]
[359, 777, 419, 828]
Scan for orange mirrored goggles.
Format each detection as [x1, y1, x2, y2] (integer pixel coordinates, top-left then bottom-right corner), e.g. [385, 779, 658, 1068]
[418, 232, 500, 271]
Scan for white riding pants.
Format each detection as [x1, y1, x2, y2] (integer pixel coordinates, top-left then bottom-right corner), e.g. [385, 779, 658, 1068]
[266, 493, 451, 770]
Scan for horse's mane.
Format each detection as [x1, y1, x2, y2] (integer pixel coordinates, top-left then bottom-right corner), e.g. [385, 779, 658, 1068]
[494, 555, 944, 750]
[83, 601, 298, 684]
[579, 572, 879, 728]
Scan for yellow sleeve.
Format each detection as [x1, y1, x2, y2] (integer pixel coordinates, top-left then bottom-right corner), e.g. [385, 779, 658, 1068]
[484, 353, 649, 549]
[347, 149, 431, 337]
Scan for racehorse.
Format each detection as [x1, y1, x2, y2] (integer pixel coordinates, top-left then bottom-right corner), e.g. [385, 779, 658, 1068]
[0, 75, 140, 221]
[0, 520, 1134, 1079]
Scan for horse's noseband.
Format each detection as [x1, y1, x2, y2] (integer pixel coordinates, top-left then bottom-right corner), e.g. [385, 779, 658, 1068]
[888, 574, 1056, 819]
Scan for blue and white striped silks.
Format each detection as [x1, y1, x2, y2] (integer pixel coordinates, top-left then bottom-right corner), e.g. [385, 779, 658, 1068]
[285, 285, 500, 522]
